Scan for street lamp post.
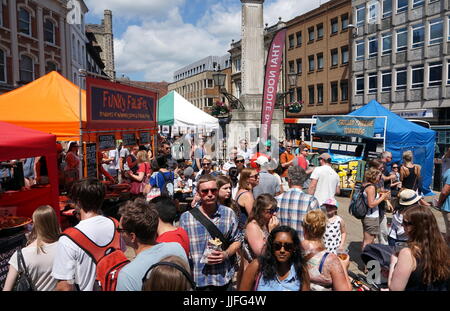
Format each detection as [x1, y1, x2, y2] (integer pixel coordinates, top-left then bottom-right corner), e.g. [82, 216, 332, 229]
[277, 72, 299, 110]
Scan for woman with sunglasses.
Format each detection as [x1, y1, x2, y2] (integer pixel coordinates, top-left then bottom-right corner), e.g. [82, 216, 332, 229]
[388, 205, 450, 291]
[239, 225, 310, 291]
[301, 210, 352, 291]
[235, 168, 259, 230]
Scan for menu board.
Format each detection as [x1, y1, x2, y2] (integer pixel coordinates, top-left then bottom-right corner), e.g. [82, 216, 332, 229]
[98, 135, 116, 150]
[122, 133, 137, 147]
[85, 143, 98, 178]
[140, 131, 150, 144]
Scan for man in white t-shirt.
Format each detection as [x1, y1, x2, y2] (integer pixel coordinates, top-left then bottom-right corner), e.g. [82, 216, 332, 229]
[52, 178, 117, 291]
[308, 153, 340, 206]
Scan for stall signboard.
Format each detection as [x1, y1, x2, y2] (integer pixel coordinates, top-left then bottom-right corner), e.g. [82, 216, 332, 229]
[122, 133, 137, 147]
[86, 77, 158, 130]
[315, 116, 375, 139]
[98, 134, 116, 150]
[84, 143, 98, 178]
[139, 131, 150, 144]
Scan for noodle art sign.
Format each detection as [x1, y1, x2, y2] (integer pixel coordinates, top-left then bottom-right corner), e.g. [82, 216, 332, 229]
[86, 77, 158, 129]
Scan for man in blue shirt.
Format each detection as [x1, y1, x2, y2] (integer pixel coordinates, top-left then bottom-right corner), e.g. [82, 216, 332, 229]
[116, 199, 187, 291]
[436, 168, 450, 243]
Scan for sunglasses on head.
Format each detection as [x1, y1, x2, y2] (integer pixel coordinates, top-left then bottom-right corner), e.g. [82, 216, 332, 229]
[200, 188, 218, 195]
[273, 242, 294, 252]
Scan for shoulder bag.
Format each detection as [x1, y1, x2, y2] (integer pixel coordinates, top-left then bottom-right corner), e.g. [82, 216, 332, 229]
[13, 248, 35, 291]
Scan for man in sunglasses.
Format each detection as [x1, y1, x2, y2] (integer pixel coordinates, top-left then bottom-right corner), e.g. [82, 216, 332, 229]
[180, 174, 242, 291]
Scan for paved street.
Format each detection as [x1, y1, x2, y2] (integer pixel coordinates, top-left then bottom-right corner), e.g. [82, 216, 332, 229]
[336, 192, 446, 276]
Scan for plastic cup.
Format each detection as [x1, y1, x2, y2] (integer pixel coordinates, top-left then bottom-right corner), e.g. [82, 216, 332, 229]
[337, 248, 349, 261]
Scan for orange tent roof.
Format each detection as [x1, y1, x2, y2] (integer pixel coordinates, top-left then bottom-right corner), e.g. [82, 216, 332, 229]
[0, 71, 86, 140]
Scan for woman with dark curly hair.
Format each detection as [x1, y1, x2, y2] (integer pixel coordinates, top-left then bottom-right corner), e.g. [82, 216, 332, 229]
[239, 225, 310, 291]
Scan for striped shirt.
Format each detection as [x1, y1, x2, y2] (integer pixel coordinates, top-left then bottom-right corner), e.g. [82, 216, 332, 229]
[179, 205, 243, 287]
[276, 188, 322, 240]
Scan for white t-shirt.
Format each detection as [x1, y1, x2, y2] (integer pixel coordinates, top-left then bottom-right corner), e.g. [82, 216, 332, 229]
[310, 165, 340, 205]
[51, 216, 115, 291]
[108, 149, 120, 171]
[9, 243, 58, 291]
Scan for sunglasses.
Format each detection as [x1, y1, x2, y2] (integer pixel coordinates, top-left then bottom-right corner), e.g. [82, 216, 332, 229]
[116, 227, 128, 233]
[273, 242, 294, 252]
[202, 162, 211, 166]
[265, 207, 279, 214]
[235, 159, 245, 163]
[250, 174, 259, 179]
[402, 220, 412, 227]
[392, 166, 399, 169]
[200, 188, 218, 195]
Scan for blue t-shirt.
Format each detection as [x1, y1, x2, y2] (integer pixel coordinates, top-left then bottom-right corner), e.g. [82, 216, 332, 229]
[256, 264, 301, 291]
[116, 242, 188, 291]
[443, 169, 450, 212]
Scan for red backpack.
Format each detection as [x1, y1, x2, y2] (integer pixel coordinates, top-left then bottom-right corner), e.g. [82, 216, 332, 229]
[62, 217, 130, 291]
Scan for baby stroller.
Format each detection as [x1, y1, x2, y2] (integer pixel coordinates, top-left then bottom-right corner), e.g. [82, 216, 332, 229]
[360, 244, 395, 290]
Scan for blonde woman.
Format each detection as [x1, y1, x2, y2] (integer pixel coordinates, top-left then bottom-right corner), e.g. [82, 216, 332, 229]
[3, 205, 61, 291]
[235, 168, 260, 230]
[129, 150, 151, 196]
[400, 150, 430, 206]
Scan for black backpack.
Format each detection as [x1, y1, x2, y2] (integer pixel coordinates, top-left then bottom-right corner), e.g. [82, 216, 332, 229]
[349, 183, 373, 219]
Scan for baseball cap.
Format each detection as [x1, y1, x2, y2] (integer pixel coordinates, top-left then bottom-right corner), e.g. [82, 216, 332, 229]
[255, 156, 269, 166]
[319, 153, 331, 161]
[322, 198, 339, 208]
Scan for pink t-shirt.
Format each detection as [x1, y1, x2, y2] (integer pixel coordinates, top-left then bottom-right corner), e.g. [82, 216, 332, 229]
[156, 227, 190, 257]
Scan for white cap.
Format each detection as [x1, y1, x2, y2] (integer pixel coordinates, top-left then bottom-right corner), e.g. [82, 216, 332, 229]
[255, 156, 269, 166]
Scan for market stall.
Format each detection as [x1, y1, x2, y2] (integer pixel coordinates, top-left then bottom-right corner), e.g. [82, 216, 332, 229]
[349, 100, 436, 196]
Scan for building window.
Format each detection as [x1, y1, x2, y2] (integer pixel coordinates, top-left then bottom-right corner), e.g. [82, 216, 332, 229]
[19, 55, 33, 83]
[18, 8, 31, 36]
[317, 53, 324, 70]
[429, 62, 442, 86]
[448, 16, 450, 40]
[331, 82, 338, 102]
[296, 58, 302, 74]
[207, 98, 214, 107]
[0, 3, 3, 27]
[317, 24, 324, 39]
[341, 80, 349, 101]
[356, 75, 364, 95]
[317, 84, 324, 103]
[341, 14, 349, 30]
[207, 79, 213, 88]
[368, 1, 379, 24]
[412, 0, 424, 8]
[396, 67, 407, 90]
[382, 33, 392, 54]
[289, 61, 295, 73]
[356, 5, 365, 27]
[412, 65, 424, 88]
[296, 87, 302, 101]
[396, 0, 408, 13]
[45, 61, 58, 73]
[44, 19, 55, 44]
[331, 49, 338, 67]
[382, 71, 392, 92]
[429, 18, 443, 45]
[368, 72, 377, 94]
[341, 46, 349, 64]
[289, 34, 295, 49]
[296, 31, 302, 47]
[383, 0, 392, 18]
[308, 55, 314, 71]
[411, 23, 424, 48]
[308, 27, 314, 42]
[396, 27, 407, 52]
[368, 36, 378, 58]
[308, 85, 315, 104]
[356, 40, 365, 61]
[447, 62, 450, 84]
[0, 49, 5, 82]
[331, 18, 338, 35]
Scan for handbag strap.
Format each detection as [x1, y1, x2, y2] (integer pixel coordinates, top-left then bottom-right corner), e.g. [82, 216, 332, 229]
[318, 252, 330, 274]
[17, 248, 35, 290]
[189, 207, 230, 249]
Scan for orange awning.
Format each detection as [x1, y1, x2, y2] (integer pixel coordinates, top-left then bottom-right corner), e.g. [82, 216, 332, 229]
[0, 71, 86, 140]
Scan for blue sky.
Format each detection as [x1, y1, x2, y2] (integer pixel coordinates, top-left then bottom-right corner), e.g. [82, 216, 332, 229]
[84, 0, 328, 82]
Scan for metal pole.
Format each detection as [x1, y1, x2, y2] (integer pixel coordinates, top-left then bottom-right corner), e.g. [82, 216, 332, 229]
[79, 69, 86, 178]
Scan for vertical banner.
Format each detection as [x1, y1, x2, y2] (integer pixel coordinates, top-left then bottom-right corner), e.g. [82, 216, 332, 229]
[261, 29, 287, 143]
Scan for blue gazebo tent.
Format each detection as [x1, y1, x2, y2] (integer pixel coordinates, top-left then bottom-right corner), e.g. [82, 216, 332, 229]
[349, 100, 436, 196]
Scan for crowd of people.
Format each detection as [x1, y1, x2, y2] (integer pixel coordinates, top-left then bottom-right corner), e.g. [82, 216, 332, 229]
[2, 136, 450, 292]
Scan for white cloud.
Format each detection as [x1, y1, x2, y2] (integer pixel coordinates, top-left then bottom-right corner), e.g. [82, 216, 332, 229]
[109, 0, 325, 82]
[83, 0, 185, 20]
